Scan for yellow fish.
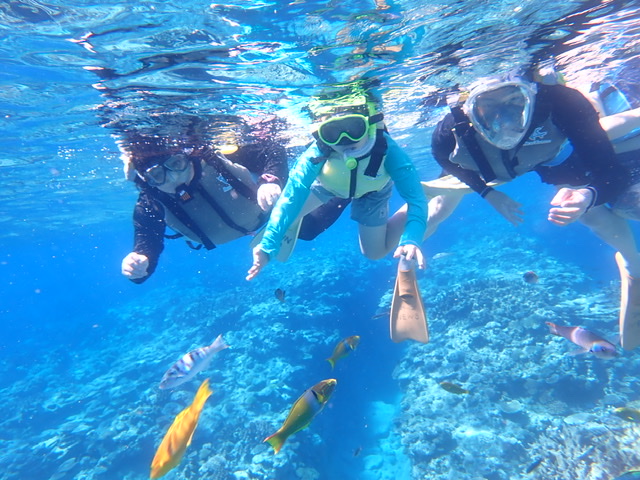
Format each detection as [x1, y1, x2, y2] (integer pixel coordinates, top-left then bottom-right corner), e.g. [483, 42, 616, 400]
[150, 379, 212, 479]
[264, 379, 337, 454]
[614, 407, 640, 423]
[326, 335, 360, 369]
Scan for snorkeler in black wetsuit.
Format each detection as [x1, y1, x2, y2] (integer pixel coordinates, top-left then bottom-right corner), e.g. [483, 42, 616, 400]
[423, 72, 640, 350]
[122, 131, 288, 283]
[430, 79, 626, 207]
[121, 118, 349, 284]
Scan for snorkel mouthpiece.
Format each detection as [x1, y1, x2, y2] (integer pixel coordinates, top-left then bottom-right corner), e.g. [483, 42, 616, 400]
[345, 157, 357, 170]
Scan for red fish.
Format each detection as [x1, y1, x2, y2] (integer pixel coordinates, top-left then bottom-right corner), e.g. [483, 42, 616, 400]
[545, 322, 617, 359]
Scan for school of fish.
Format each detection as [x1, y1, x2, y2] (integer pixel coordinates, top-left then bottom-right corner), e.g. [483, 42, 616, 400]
[143, 314, 624, 476]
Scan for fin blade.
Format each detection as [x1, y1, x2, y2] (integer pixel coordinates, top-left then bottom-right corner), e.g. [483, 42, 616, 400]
[616, 252, 640, 350]
[390, 261, 429, 343]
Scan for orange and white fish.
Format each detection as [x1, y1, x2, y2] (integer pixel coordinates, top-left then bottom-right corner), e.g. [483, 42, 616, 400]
[264, 378, 337, 454]
[326, 335, 360, 369]
[150, 379, 212, 479]
[160, 334, 228, 389]
[545, 322, 617, 359]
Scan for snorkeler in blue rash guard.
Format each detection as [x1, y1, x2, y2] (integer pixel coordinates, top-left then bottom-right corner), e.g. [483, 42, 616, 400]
[246, 89, 429, 343]
[246, 91, 427, 282]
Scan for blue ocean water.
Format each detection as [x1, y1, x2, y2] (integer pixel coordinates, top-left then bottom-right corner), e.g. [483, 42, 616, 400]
[2, 1, 640, 479]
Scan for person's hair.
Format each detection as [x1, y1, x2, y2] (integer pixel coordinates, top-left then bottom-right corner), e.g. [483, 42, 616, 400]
[119, 132, 192, 173]
[118, 114, 288, 174]
[117, 114, 290, 180]
[306, 78, 382, 121]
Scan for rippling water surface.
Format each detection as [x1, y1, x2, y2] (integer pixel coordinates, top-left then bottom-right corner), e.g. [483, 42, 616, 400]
[2, 0, 639, 235]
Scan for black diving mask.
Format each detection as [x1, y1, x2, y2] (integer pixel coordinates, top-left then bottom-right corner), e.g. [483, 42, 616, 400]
[139, 153, 191, 187]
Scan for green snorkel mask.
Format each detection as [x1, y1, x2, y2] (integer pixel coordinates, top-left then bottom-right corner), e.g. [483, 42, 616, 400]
[317, 114, 375, 146]
[309, 91, 383, 169]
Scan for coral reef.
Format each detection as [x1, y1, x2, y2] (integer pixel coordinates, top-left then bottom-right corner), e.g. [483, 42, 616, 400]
[393, 230, 640, 479]
[1, 215, 637, 480]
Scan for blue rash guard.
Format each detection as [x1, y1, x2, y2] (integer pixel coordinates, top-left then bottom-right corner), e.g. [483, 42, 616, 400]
[259, 132, 427, 258]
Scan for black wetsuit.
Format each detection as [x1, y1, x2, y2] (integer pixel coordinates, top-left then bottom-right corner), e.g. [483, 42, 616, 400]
[129, 141, 348, 283]
[298, 196, 351, 240]
[431, 83, 628, 206]
[130, 141, 287, 283]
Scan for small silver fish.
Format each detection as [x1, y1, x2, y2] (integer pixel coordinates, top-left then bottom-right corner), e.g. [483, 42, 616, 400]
[159, 334, 229, 389]
[432, 252, 453, 260]
[545, 322, 617, 359]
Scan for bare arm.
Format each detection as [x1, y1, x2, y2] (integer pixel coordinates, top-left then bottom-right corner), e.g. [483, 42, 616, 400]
[599, 106, 640, 142]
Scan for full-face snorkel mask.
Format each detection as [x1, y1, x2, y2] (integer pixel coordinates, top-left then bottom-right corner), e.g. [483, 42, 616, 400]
[464, 79, 537, 150]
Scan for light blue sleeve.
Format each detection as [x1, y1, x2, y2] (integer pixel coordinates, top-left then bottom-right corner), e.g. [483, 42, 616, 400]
[383, 134, 427, 246]
[259, 144, 324, 258]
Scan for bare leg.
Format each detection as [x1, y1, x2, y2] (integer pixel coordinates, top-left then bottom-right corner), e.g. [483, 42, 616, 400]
[358, 223, 393, 260]
[579, 204, 640, 276]
[385, 191, 467, 249]
[424, 192, 465, 238]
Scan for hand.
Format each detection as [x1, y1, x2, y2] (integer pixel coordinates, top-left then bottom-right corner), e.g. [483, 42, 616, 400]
[548, 187, 593, 226]
[257, 183, 282, 211]
[484, 189, 524, 226]
[393, 244, 426, 269]
[122, 252, 149, 279]
[246, 247, 270, 281]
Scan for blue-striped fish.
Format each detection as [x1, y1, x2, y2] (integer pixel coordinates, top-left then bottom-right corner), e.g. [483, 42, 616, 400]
[159, 334, 228, 389]
[545, 322, 617, 359]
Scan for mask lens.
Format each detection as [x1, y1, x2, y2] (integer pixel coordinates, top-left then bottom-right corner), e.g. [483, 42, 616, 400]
[143, 164, 167, 186]
[140, 153, 190, 186]
[164, 154, 190, 172]
[468, 84, 533, 150]
[318, 115, 369, 146]
[473, 86, 525, 129]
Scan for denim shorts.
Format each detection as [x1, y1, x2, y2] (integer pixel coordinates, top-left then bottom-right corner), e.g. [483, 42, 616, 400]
[311, 180, 392, 227]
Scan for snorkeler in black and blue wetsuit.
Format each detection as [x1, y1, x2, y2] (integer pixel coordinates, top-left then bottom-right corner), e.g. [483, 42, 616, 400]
[423, 69, 640, 349]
